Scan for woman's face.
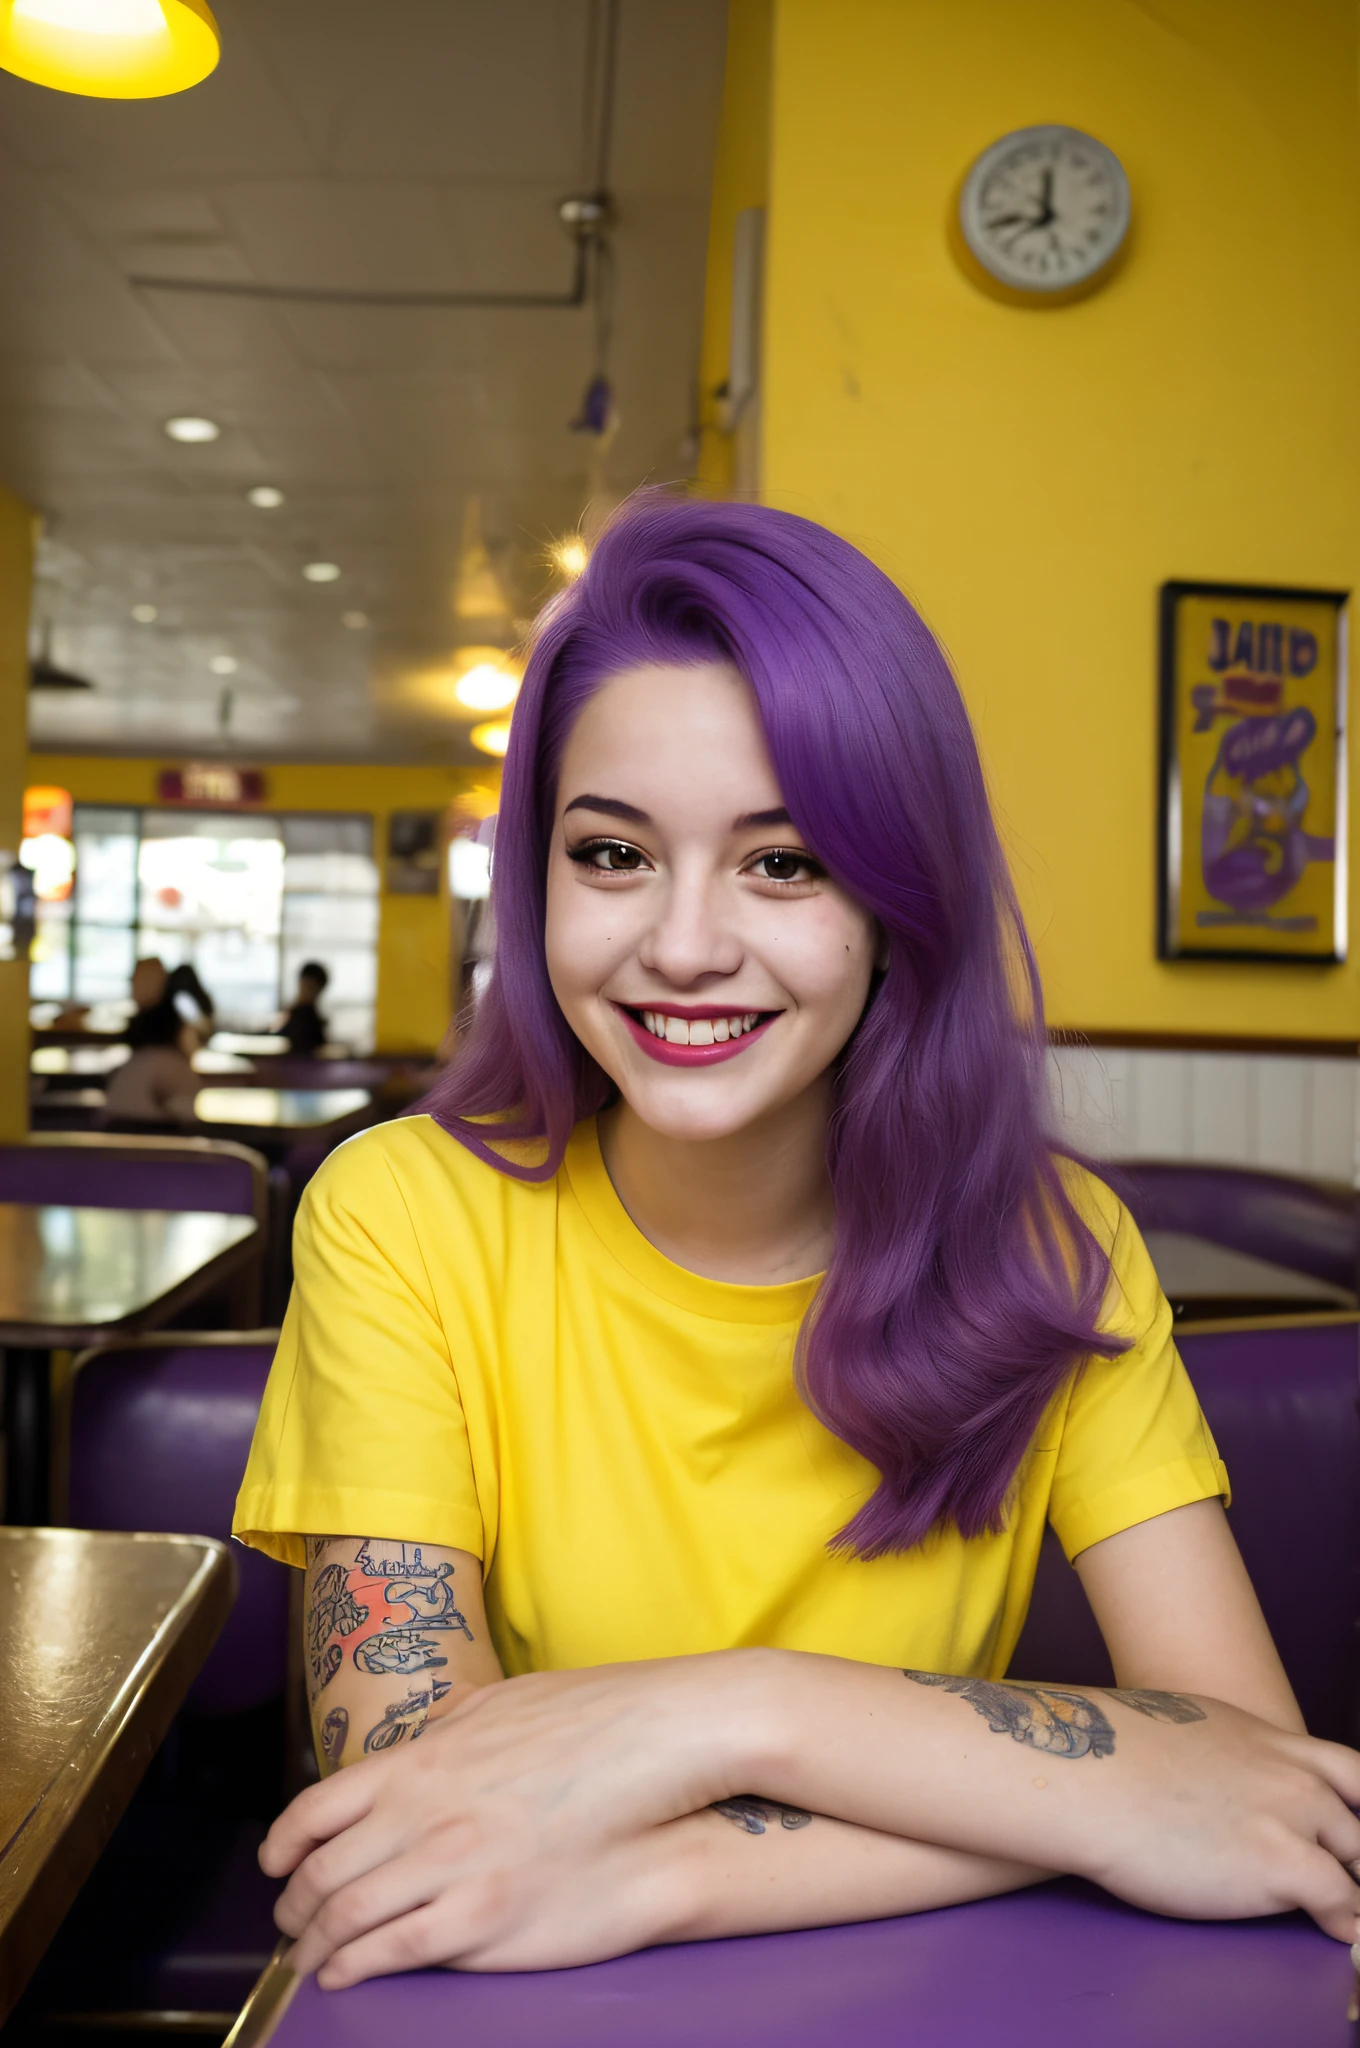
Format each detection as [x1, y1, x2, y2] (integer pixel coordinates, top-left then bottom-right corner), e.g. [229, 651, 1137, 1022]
[545, 661, 879, 1144]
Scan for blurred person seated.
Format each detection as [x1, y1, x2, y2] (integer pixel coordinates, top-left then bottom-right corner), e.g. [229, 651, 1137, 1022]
[102, 957, 213, 1129]
[279, 960, 329, 1056]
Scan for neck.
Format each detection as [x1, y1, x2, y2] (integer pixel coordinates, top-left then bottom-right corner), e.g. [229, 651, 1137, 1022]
[597, 1081, 835, 1286]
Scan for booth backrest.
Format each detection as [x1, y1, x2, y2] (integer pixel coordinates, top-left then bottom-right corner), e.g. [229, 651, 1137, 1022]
[64, 1335, 287, 1717]
[1009, 1316, 1360, 1744]
[0, 1133, 267, 1223]
[1111, 1161, 1358, 1293]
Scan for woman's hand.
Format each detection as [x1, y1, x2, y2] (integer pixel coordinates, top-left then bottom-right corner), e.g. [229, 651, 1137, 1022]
[1068, 1696, 1360, 1938]
[262, 1652, 771, 1984]
[765, 1661, 1360, 1944]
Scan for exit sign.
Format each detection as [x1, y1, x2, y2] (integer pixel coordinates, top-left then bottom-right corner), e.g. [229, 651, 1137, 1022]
[157, 764, 267, 807]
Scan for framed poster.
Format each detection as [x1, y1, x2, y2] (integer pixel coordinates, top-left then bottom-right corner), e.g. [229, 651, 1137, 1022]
[386, 809, 441, 895]
[1158, 580, 1348, 963]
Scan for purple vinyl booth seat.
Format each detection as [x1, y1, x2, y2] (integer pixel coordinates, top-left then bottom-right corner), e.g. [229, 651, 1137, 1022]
[30, 1334, 292, 2028]
[1009, 1314, 1360, 1746]
[61, 1334, 288, 1715]
[1110, 1159, 1360, 1295]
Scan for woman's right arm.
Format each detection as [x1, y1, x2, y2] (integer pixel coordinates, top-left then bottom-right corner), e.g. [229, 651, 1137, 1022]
[303, 1536, 503, 1772]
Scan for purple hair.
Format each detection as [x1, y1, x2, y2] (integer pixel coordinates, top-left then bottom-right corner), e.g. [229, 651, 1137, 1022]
[429, 493, 1119, 1556]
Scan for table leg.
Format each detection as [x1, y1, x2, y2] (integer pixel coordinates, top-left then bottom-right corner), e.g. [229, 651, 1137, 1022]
[4, 1348, 52, 1526]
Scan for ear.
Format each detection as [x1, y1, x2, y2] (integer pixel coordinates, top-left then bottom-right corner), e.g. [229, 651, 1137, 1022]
[874, 925, 891, 973]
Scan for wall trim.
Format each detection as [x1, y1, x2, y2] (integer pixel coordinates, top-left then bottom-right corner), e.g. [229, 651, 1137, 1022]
[1049, 1029, 1360, 1060]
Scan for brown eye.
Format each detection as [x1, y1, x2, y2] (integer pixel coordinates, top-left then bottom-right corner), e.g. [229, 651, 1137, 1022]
[568, 838, 648, 873]
[748, 848, 823, 884]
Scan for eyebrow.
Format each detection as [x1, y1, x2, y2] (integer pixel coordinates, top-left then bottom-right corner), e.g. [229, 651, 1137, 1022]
[563, 796, 793, 832]
[563, 795, 652, 825]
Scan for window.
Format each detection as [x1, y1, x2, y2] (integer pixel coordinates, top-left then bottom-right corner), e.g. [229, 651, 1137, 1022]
[33, 805, 380, 1052]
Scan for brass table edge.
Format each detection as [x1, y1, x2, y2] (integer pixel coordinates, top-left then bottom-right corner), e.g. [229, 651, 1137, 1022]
[0, 1534, 235, 2019]
[0, 1535, 231, 1870]
[222, 1941, 299, 2048]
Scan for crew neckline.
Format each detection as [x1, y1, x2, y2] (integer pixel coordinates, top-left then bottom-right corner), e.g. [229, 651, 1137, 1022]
[563, 1117, 823, 1325]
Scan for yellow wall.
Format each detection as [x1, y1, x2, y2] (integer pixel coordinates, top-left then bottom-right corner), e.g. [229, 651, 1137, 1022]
[695, 0, 772, 498]
[26, 754, 498, 1053]
[743, 0, 1360, 1037]
[0, 494, 32, 1137]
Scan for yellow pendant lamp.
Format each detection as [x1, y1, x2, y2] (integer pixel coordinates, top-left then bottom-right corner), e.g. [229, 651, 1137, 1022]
[0, 0, 219, 99]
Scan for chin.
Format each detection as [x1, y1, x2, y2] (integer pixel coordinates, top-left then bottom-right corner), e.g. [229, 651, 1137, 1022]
[610, 1065, 789, 1144]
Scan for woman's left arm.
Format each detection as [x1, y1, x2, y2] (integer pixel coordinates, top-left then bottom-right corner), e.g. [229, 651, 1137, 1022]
[1072, 1496, 1304, 1730]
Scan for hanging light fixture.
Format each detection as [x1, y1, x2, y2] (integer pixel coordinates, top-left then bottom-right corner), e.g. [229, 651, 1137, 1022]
[0, 0, 220, 101]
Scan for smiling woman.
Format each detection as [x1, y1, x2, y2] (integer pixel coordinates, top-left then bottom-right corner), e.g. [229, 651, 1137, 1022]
[233, 494, 1360, 1989]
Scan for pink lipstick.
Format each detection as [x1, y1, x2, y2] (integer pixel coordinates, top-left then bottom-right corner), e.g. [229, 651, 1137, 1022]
[614, 1004, 777, 1067]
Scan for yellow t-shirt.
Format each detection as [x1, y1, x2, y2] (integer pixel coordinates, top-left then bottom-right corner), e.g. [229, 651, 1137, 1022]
[233, 1114, 1228, 1680]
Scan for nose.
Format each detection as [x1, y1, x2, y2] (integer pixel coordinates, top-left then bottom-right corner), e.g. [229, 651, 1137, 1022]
[635, 859, 743, 988]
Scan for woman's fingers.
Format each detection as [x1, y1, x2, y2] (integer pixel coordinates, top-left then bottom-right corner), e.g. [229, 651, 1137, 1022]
[286, 1855, 443, 1980]
[315, 1902, 461, 1989]
[1314, 1796, 1360, 1875]
[1290, 1734, 1360, 1811]
[274, 1815, 411, 1938]
[1290, 1844, 1360, 1944]
[260, 1763, 378, 1877]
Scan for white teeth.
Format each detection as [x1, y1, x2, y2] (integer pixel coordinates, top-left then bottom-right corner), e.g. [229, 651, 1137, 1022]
[636, 1011, 762, 1045]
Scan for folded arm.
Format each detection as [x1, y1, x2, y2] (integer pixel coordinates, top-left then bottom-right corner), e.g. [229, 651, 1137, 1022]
[272, 1501, 1360, 1984]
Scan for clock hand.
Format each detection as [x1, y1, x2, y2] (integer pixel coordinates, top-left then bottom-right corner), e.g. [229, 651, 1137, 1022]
[984, 211, 1039, 228]
[1032, 167, 1056, 228]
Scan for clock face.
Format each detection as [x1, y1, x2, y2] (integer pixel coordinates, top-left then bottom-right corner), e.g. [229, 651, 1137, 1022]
[958, 125, 1130, 295]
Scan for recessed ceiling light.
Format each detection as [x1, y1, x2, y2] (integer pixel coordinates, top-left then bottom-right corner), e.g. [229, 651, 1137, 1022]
[455, 662, 519, 713]
[303, 561, 341, 583]
[470, 719, 512, 758]
[341, 610, 368, 629]
[130, 603, 158, 624]
[209, 654, 238, 675]
[164, 415, 220, 443]
[248, 485, 285, 509]
[549, 534, 589, 581]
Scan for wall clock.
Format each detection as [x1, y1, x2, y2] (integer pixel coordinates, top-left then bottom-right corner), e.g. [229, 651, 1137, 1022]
[955, 124, 1131, 305]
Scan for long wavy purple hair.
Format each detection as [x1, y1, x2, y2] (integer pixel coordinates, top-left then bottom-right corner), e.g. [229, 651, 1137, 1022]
[428, 492, 1119, 1556]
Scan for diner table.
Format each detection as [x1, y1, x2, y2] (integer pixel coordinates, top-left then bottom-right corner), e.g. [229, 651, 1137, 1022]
[193, 1087, 371, 1132]
[0, 1203, 259, 1524]
[0, 1527, 234, 2025]
[225, 1879, 1357, 2048]
[1143, 1229, 1356, 1322]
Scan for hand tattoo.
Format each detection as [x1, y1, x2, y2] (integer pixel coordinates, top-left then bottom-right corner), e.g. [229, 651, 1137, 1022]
[320, 1706, 348, 1771]
[364, 1688, 432, 1752]
[1105, 1687, 1206, 1724]
[904, 1671, 1116, 1759]
[712, 1796, 813, 1835]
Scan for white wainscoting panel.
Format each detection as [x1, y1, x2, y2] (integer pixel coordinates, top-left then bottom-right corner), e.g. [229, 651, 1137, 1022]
[1048, 1044, 1359, 1186]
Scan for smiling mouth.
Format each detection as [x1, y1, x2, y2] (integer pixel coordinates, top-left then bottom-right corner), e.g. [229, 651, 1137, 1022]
[614, 1004, 779, 1066]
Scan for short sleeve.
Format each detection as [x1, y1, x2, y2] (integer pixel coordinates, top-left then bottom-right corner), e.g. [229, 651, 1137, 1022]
[232, 1132, 486, 1568]
[1046, 1183, 1230, 1562]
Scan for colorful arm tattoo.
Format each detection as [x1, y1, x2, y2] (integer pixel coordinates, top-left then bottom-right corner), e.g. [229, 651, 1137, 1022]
[304, 1538, 474, 1706]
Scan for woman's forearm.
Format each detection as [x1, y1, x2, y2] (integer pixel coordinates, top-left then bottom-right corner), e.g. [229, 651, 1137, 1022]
[661, 1802, 1047, 1944]
[713, 1648, 1360, 1940]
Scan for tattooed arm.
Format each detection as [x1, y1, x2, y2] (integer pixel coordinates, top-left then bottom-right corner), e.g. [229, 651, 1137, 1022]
[267, 1502, 1360, 1980]
[303, 1536, 503, 1772]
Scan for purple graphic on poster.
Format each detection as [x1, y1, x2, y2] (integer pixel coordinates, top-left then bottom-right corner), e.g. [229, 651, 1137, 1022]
[1199, 707, 1333, 929]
